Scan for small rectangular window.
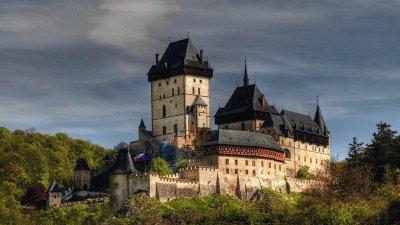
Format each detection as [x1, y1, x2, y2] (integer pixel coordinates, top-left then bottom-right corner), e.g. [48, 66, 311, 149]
[279, 165, 281, 171]
[163, 126, 166, 135]
[158, 82, 161, 87]
[235, 169, 238, 174]
[226, 169, 229, 174]
[166, 81, 169, 85]
[193, 78, 196, 82]
[269, 162, 271, 168]
[245, 170, 249, 175]
[235, 160, 238, 165]
[174, 79, 177, 83]
[200, 79, 202, 83]
[252, 170, 256, 176]
[226, 159, 229, 165]
[192, 87, 195, 94]
[261, 161, 264, 167]
[252, 161, 255, 166]
[174, 124, 178, 134]
[198, 88, 200, 95]
[178, 87, 180, 95]
[245, 160, 248, 166]
[172, 88, 174, 96]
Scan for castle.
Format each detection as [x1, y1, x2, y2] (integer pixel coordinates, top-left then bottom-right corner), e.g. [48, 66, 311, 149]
[110, 38, 330, 212]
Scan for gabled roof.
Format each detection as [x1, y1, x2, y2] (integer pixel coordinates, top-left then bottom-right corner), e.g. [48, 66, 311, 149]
[111, 148, 136, 174]
[74, 158, 90, 171]
[148, 38, 213, 80]
[281, 110, 327, 136]
[215, 84, 278, 118]
[203, 129, 282, 152]
[193, 95, 208, 106]
[47, 180, 62, 193]
[263, 113, 293, 137]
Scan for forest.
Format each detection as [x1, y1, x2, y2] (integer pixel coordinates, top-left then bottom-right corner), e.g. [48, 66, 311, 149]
[1, 122, 400, 224]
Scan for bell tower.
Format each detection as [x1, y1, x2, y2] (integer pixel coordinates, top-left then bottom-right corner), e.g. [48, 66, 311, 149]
[147, 38, 213, 147]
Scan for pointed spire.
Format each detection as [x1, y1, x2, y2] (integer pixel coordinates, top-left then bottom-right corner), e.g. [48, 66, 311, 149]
[112, 148, 136, 174]
[314, 102, 327, 134]
[139, 118, 146, 129]
[243, 58, 249, 87]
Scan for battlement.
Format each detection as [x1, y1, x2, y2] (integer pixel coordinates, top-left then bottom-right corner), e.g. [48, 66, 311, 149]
[158, 177, 198, 184]
[179, 166, 217, 172]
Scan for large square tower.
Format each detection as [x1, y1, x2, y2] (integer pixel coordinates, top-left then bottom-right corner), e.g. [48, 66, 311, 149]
[147, 38, 213, 147]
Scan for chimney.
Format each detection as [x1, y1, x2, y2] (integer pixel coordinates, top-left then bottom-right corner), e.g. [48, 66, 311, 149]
[155, 53, 160, 65]
[200, 50, 204, 63]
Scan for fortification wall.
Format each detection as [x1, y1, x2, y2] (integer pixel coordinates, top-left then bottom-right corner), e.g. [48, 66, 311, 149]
[197, 166, 219, 196]
[286, 177, 317, 192]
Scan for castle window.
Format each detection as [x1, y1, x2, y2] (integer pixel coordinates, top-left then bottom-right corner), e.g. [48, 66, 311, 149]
[252, 161, 255, 166]
[281, 140, 284, 145]
[235, 160, 238, 165]
[200, 79, 203, 83]
[198, 88, 200, 95]
[241, 123, 245, 131]
[166, 81, 169, 85]
[192, 87, 195, 94]
[159, 82, 161, 87]
[163, 94, 165, 98]
[279, 165, 281, 171]
[284, 149, 291, 159]
[274, 164, 276, 170]
[193, 78, 196, 83]
[269, 162, 271, 168]
[163, 126, 166, 135]
[316, 159, 318, 164]
[298, 156, 300, 161]
[245, 170, 249, 175]
[289, 141, 292, 146]
[310, 158, 312, 163]
[53, 195, 57, 198]
[245, 160, 248, 166]
[162, 105, 166, 118]
[226, 159, 229, 165]
[174, 124, 178, 134]
[235, 169, 238, 174]
[261, 161, 264, 167]
[174, 79, 177, 83]
[175, 104, 177, 107]
[178, 87, 180, 95]
[226, 169, 229, 174]
[172, 88, 174, 96]
[304, 157, 306, 162]
[252, 170, 256, 176]
[114, 182, 118, 190]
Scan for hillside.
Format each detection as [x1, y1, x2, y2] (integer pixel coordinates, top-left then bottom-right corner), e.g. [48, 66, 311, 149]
[0, 126, 114, 223]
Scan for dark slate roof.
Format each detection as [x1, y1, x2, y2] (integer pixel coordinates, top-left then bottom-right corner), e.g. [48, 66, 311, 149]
[193, 95, 208, 106]
[263, 113, 294, 137]
[47, 180, 62, 193]
[148, 38, 213, 79]
[74, 158, 90, 171]
[203, 129, 282, 152]
[111, 148, 136, 174]
[139, 119, 146, 129]
[281, 110, 327, 136]
[314, 105, 327, 134]
[215, 84, 278, 118]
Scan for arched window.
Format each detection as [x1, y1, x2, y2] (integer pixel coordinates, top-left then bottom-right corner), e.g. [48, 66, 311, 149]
[284, 149, 291, 160]
[162, 105, 166, 118]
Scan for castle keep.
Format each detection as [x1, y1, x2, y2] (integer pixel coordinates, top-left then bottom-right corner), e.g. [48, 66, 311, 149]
[111, 38, 330, 212]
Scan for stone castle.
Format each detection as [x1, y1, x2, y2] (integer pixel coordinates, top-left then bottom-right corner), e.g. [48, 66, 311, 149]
[110, 38, 331, 212]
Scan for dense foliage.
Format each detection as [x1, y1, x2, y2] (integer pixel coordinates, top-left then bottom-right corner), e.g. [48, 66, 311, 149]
[0, 126, 114, 224]
[150, 157, 172, 176]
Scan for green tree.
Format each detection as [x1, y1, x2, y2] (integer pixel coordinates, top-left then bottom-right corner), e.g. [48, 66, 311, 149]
[346, 137, 364, 166]
[150, 157, 172, 176]
[296, 165, 315, 179]
[175, 159, 188, 171]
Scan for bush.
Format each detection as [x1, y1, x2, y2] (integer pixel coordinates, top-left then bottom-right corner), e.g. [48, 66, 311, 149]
[296, 166, 316, 179]
[150, 157, 172, 176]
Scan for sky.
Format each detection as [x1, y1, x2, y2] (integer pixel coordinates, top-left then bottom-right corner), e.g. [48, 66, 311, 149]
[1, 0, 400, 159]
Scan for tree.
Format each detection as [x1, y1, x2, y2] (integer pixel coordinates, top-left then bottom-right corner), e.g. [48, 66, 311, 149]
[22, 183, 46, 206]
[150, 157, 172, 176]
[113, 142, 129, 152]
[346, 137, 364, 166]
[296, 166, 315, 179]
[175, 159, 188, 171]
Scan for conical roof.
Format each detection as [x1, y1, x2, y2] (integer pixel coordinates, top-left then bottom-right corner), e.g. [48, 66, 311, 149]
[111, 148, 136, 174]
[193, 95, 208, 106]
[74, 158, 90, 171]
[139, 119, 146, 129]
[314, 104, 327, 134]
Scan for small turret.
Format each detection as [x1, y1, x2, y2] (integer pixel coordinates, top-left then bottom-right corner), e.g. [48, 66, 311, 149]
[314, 104, 327, 135]
[243, 59, 249, 87]
[74, 158, 91, 191]
[138, 119, 146, 141]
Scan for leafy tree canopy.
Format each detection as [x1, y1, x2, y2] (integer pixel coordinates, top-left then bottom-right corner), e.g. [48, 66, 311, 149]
[150, 157, 172, 176]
